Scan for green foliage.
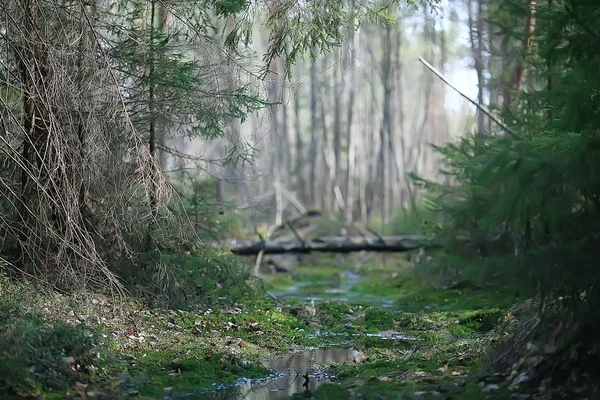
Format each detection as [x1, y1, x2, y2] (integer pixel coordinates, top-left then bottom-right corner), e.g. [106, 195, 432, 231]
[123, 248, 259, 309]
[215, 0, 249, 17]
[225, 0, 412, 80]
[170, 175, 243, 240]
[108, 2, 268, 141]
[0, 277, 99, 395]
[387, 206, 438, 235]
[418, 0, 600, 314]
[0, 322, 98, 392]
[161, 249, 258, 307]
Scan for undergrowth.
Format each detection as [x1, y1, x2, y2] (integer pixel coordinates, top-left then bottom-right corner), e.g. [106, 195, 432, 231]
[0, 275, 100, 397]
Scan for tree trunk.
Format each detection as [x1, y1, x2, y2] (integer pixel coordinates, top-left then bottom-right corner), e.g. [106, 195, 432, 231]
[156, 1, 169, 169]
[281, 61, 291, 175]
[333, 59, 342, 213]
[439, 9, 449, 141]
[345, 0, 359, 222]
[510, 0, 536, 111]
[468, 0, 486, 134]
[380, 23, 394, 228]
[269, 57, 283, 225]
[147, 0, 159, 247]
[502, 0, 536, 112]
[309, 57, 318, 206]
[319, 56, 333, 211]
[221, 235, 430, 255]
[294, 69, 306, 204]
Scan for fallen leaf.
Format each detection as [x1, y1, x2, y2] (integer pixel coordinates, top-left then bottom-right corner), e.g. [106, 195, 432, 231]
[513, 372, 529, 385]
[544, 343, 557, 354]
[526, 342, 537, 352]
[483, 384, 500, 392]
[63, 356, 76, 365]
[509, 394, 531, 399]
[171, 358, 183, 370]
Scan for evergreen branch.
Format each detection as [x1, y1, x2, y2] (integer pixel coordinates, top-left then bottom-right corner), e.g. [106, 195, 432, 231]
[564, 4, 599, 37]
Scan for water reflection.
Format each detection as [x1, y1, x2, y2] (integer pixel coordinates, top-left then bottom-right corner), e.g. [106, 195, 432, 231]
[175, 347, 361, 400]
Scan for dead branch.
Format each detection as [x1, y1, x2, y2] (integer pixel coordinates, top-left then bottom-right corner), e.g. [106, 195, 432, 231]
[418, 57, 515, 136]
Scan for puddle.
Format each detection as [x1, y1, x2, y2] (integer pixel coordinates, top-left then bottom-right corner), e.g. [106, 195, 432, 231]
[272, 270, 459, 311]
[171, 347, 361, 400]
[272, 271, 401, 308]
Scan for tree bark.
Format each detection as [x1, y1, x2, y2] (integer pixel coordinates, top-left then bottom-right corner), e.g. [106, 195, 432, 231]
[293, 69, 306, 204]
[146, 0, 159, 248]
[504, 0, 536, 111]
[345, 0, 359, 222]
[468, 0, 486, 134]
[333, 58, 342, 212]
[309, 57, 318, 206]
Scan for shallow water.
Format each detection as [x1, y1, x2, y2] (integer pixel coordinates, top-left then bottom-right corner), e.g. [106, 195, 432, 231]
[272, 269, 399, 307]
[308, 330, 418, 341]
[272, 270, 457, 310]
[172, 347, 362, 400]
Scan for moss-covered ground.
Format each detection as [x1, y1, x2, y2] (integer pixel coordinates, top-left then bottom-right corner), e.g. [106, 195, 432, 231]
[1, 251, 518, 399]
[260, 252, 514, 400]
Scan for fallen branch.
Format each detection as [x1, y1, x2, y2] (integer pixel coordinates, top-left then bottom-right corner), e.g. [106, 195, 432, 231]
[286, 219, 307, 247]
[366, 226, 386, 245]
[418, 57, 515, 136]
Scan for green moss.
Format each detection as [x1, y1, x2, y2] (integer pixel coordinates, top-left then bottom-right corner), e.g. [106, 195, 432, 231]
[304, 383, 350, 399]
[1, 249, 519, 399]
[123, 350, 269, 397]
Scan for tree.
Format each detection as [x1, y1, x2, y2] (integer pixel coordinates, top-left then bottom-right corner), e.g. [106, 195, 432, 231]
[0, 0, 404, 291]
[422, 0, 600, 322]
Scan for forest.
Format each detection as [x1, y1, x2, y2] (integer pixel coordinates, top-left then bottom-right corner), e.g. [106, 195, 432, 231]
[0, 0, 599, 399]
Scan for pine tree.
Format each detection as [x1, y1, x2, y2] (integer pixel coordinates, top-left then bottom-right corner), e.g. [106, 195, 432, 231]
[423, 0, 600, 314]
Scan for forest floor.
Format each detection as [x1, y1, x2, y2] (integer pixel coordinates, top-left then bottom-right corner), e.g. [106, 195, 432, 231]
[0, 252, 524, 399]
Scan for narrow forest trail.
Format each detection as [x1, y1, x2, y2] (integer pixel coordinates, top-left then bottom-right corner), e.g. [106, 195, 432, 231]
[0, 252, 516, 400]
[173, 253, 514, 400]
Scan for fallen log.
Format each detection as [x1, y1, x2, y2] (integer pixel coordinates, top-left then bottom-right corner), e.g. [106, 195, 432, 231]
[214, 235, 434, 255]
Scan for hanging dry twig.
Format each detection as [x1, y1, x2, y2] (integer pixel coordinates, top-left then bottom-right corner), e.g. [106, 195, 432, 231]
[0, 0, 188, 294]
[418, 57, 516, 136]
